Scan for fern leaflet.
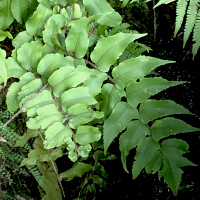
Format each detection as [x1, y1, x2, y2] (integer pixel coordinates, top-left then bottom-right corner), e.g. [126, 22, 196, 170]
[174, 0, 189, 37]
[192, 9, 200, 58]
[183, 0, 199, 47]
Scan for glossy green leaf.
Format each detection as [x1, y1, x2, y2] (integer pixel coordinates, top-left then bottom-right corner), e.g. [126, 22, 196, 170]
[20, 149, 49, 166]
[100, 84, 125, 119]
[41, 44, 64, 57]
[113, 56, 175, 90]
[77, 144, 92, 158]
[68, 104, 104, 129]
[61, 87, 97, 112]
[66, 138, 76, 151]
[12, 31, 33, 59]
[139, 99, 192, 124]
[44, 122, 72, 149]
[132, 137, 160, 179]
[6, 72, 35, 112]
[65, 17, 90, 58]
[48, 65, 93, 98]
[151, 117, 200, 141]
[26, 4, 53, 36]
[0, 0, 14, 30]
[27, 104, 64, 129]
[50, 0, 68, 6]
[126, 77, 185, 108]
[6, 57, 25, 79]
[83, 0, 122, 27]
[43, 14, 67, 47]
[60, 162, 93, 181]
[17, 79, 43, 103]
[91, 33, 146, 72]
[17, 40, 43, 72]
[0, 30, 13, 41]
[159, 138, 196, 195]
[0, 49, 8, 86]
[20, 90, 56, 117]
[14, 129, 39, 147]
[103, 102, 139, 154]
[119, 120, 150, 172]
[37, 53, 74, 79]
[83, 70, 107, 96]
[75, 125, 101, 144]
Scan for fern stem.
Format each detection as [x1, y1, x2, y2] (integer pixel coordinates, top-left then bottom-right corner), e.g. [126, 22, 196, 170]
[38, 131, 66, 198]
[3, 84, 49, 128]
[153, 0, 157, 41]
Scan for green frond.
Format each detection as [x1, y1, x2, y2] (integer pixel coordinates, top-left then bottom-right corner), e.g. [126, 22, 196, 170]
[183, 0, 199, 47]
[192, 9, 200, 59]
[174, 0, 189, 37]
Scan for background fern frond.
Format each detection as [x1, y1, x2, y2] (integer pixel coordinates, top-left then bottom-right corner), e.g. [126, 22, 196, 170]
[192, 9, 200, 58]
[183, 0, 199, 47]
[174, 0, 189, 37]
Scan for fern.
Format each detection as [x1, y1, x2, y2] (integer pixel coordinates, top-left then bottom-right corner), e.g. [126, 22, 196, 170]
[183, 0, 199, 47]
[174, 0, 189, 37]
[192, 9, 200, 58]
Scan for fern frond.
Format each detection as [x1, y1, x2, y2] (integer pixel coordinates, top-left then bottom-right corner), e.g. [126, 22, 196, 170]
[174, 0, 189, 37]
[183, 0, 199, 47]
[192, 9, 200, 59]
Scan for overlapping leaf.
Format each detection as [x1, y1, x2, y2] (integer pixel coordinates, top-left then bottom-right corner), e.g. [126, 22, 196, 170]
[119, 120, 150, 172]
[50, 0, 68, 6]
[20, 149, 49, 166]
[159, 138, 197, 195]
[91, 33, 146, 72]
[17, 41, 43, 72]
[48, 65, 94, 98]
[0, 30, 13, 41]
[37, 163, 63, 200]
[132, 137, 160, 179]
[19, 90, 56, 117]
[6, 57, 25, 79]
[37, 53, 74, 79]
[83, 70, 107, 96]
[26, 4, 53, 36]
[68, 104, 104, 129]
[14, 129, 39, 147]
[27, 104, 64, 129]
[151, 117, 200, 141]
[65, 17, 90, 58]
[44, 122, 72, 149]
[61, 87, 97, 112]
[6, 72, 35, 112]
[60, 162, 93, 181]
[43, 14, 67, 48]
[75, 125, 101, 144]
[0, 49, 8, 86]
[126, 77, 185, 108]
[11, 0, 38, 24]
[0, 0, 14, 30]
[83, 0, 122, 27]
[100, 84, 126, 119]
[139, 99, 192, 124]
[113, 56, 175, 90]
[103, 102, 139, 154]
[17, 78, 43, 103]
